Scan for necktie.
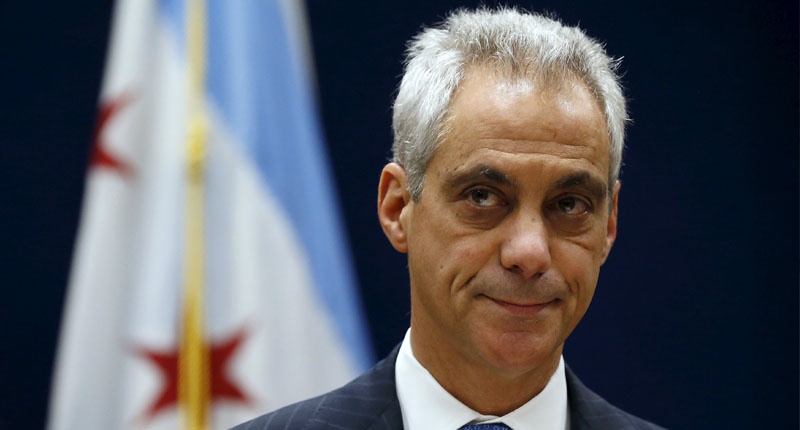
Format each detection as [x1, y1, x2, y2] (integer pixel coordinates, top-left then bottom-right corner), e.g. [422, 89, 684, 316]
[459, 424, 512, 430]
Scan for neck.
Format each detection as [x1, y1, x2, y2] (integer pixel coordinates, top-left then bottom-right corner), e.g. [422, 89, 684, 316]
[409, 325, 561, 416]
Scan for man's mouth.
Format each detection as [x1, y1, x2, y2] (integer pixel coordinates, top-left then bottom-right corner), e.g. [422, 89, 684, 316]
[485, 296, 556, 317]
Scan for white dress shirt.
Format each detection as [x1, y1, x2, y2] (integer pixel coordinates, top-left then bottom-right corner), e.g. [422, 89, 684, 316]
[395, 329, 569, 430]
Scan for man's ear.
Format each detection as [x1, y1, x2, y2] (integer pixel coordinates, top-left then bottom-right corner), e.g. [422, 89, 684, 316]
[601, 180, 621, 264]
[377, 163, 412, 253]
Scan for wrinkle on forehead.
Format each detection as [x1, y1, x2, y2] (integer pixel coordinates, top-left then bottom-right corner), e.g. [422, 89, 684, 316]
[439, 68, 611, 179]
[454, 65, 605, 120]
[450, 67, 606, 134]
[479, 137, 601, 154]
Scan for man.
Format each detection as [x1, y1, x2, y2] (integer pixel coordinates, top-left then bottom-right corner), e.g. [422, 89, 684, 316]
[235, 7, 663, 430]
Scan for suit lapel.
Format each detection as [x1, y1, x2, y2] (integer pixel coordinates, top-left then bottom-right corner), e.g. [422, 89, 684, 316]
[566, 365, 635, 430]
[365, 400, 404, 430]
[363, 345, 404, 429]
[567, 365, 606, 430]
[309, 345, 404, 430]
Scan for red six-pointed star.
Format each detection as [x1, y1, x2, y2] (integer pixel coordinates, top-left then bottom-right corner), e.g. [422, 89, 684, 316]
[136, 327, 251, 422]
[90, 94, 134, 176]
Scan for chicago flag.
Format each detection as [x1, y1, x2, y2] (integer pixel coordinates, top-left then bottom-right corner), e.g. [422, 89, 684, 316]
[48, 0, 373, 429]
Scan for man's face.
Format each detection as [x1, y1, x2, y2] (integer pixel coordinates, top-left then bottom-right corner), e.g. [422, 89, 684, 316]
[381, 67, 619, 378]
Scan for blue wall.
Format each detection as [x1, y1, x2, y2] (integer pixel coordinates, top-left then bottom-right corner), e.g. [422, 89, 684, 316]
[0, 1, 796, 428]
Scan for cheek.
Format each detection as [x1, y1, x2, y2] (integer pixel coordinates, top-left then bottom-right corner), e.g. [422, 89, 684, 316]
[413, 208, 478, 264]
[552, 243, 600, 336]
[552, 240, 601, 299]
[454, 244, 481, 263]
[557, 219, 610, 271]
[410, 198, 500, 289]
[422, 239, 485, 288]
[409, 232, 493, 304]
[406, 212, 454, 287]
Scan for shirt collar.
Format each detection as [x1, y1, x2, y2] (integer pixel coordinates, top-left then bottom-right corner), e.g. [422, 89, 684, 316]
[395, 329, 569, 430]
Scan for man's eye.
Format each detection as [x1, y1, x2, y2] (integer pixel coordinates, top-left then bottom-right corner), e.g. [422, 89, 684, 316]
[557, 196, 590, 215]
[466, 188, 502, 207]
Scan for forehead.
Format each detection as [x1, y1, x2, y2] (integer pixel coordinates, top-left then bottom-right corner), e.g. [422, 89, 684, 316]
[432, 67, 611, 181]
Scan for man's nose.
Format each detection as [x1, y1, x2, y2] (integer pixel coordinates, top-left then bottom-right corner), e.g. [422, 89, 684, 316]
[499, 214, 552, 279]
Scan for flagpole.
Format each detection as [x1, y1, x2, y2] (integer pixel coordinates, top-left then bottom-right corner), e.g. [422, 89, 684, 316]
[180, 0, 209, 428]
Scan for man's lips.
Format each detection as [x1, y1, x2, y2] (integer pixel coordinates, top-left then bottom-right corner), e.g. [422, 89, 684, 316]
[485, 296, 556, 316]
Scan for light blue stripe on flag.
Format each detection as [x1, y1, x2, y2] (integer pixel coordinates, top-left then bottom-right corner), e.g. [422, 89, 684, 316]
[201, 1, 374, 370]
[159, 0, 184, 48]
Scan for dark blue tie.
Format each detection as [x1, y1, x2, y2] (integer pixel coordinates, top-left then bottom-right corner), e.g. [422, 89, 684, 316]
[459, 424, 512, 430]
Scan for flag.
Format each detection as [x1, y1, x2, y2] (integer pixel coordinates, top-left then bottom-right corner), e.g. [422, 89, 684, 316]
[48, 0, 373, 428]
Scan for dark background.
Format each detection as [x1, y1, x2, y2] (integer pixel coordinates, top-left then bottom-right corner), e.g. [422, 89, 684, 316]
[1, 1, 797, 428]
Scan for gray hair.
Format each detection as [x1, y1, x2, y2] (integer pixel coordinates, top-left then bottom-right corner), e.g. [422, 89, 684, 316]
[391, 7, 628, 201]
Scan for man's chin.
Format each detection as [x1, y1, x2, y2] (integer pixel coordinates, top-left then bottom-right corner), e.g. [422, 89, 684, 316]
[475, 332, 563, 375]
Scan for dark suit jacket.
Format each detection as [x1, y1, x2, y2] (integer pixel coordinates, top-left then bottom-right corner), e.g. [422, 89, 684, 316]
[232, 346, 665, 430]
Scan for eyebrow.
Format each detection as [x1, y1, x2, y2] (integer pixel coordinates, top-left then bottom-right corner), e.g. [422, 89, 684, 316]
[443, 165, 609, 201]
[443, 164, 516, 192]
[554, 172, 609, 201]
